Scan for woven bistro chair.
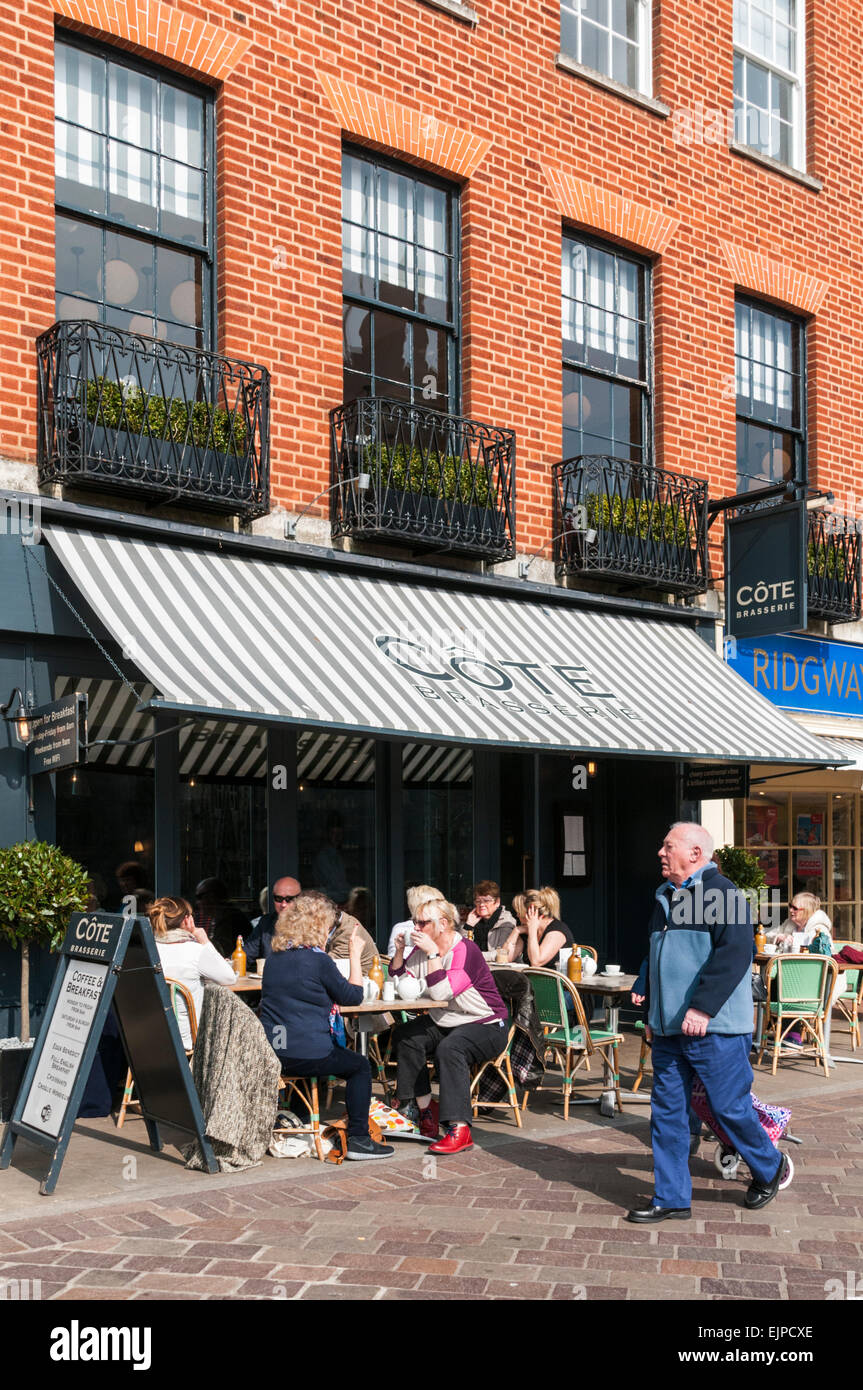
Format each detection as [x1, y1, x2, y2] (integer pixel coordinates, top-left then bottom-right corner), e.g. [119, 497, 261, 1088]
[275, 1075, 326, 1161]
[469, 1008, 523, 1128]
[757, 953, 837, 1077]
[116, 978, 197, 1128]
[521, 967, 623, 1119]
[831, 942, 863, 1050]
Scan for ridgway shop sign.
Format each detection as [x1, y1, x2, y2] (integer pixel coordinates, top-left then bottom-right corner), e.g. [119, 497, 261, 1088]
[725, 502, 807, 640]
[726, 632, 863, 717]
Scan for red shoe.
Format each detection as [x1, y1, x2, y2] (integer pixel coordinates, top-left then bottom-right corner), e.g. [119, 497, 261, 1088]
[419, 1100, 440, 1140]
[428, 1123, 473, 1155]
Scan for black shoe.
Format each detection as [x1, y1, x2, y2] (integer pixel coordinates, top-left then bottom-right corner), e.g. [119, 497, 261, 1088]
[743, 1154, 789, 1210]
[689, 1134, 701, 1157]
[625, 1205, 691, 1224]
[346, 1135, 396, 1160]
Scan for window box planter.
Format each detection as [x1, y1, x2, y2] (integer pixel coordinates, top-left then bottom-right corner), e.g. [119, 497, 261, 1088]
[553, 455, 708, 597]
[37, 321, 270, 520]
[331, 398, 515, 560]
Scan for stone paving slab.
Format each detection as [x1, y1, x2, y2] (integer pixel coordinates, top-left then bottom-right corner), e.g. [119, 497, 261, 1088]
[2, 1034, 862, 1301]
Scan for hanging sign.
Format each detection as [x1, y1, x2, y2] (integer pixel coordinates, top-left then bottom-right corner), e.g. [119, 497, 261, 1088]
[725, 502, 807, 640]
[682, 764, 750, 800]
[0, 912, 217, 1195]
[27, 692, 88, 775]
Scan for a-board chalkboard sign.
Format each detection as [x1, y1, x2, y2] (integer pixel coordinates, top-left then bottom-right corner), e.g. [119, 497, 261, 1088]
[0, 912, 218, 1194]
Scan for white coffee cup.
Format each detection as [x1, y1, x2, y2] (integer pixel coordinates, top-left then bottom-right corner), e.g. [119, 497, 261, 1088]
[399, 926, 413, 950]
[255, 959, 266, 977]
[763, 944, 777, 956]
[382, 980, 396, 1003]
[604, 964, 622, 975]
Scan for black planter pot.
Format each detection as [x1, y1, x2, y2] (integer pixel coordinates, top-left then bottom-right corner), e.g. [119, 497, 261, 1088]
[79, 424, 248, 501]
[0, 1044, 33, 1123]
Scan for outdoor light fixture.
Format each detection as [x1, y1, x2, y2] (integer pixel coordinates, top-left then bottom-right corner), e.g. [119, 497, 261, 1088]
[518, 522, 597, 579]
[587, 761, 598, 777]
[285, 473, 371, 540]
[1, 687, 32, 744]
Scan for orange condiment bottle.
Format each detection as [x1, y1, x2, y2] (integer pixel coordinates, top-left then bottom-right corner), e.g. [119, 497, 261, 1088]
[369, 954, 385, 995]
[232, 936, 247, 977]
[754, 924, 766, 955]
[567, 950, 583, 983]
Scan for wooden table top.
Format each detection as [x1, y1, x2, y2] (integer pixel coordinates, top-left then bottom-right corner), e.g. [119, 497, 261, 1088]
[573, 973, 637, 993]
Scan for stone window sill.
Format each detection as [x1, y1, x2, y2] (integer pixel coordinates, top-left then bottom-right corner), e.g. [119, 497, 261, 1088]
[556, 53, 670, 118]
[416, 0, 478, 23]
[729, 141, 822, 192]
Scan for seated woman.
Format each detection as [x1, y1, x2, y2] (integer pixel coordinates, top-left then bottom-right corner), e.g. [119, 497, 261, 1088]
[496, 886, 575, 968]
[257, 891, 394, 1161]
[391, 897, 509, 1154]
[148, 896, 237, 1049]
[770, 893, 834, 954]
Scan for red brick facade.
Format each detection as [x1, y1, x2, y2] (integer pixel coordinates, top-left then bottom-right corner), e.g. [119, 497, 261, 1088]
[2, 0, 862, 573]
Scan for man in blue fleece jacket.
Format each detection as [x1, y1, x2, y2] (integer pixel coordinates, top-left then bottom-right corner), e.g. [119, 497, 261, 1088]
[626, 822, 790, 1224]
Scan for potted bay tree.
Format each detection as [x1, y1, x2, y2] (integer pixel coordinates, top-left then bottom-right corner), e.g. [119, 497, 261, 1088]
[0, 841, 89, 1121]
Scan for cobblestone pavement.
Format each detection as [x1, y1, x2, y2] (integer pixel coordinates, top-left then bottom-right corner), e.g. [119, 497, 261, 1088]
[1, 1065, 862, 1302]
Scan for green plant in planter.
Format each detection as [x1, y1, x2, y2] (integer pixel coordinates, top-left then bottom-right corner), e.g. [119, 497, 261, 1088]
[0, 842, 89, 1043]
[714, 844, 767, 924]
[366, 442, 497, 507]
[714, 845, 766, 892]
[83, 377, 249, 457]
[807, 541, 849, 581]
[585, 492, 690, 546]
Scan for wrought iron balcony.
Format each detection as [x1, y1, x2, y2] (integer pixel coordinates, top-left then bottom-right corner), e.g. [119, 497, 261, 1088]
[37, 320, 270, 519]
[330, 398, 516, 560]
[552, 455, 708, 596]
[807, 511, 862, 622]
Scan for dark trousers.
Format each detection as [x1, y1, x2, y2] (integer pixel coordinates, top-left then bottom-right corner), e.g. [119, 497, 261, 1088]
[651, 1033, 781, 1209]
[394, 1016, 505, 1126]
[276, 1046, 371, 1138]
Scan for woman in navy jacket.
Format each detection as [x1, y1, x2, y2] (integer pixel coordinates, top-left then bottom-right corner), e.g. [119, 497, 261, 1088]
[259, 892, 394, 1161]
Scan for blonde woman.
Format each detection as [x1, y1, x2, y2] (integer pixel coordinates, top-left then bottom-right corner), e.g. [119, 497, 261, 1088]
[258, 891, 394, 1161]
[390, 896, 508, 1154]
[387, 884, 445, 957]
[147, 897, 236, 1049]
[498, 887, 575, 969]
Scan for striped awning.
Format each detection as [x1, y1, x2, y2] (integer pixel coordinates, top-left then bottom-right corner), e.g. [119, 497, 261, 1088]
[54, 678, 472, 784]
[44, 525, 845, 766]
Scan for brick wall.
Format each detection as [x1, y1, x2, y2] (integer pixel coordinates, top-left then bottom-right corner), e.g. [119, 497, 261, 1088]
[2, 0, 862, 578]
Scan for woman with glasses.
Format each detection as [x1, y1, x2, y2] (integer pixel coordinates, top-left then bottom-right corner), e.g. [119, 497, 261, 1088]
[770, 893, 834, 955]
[465, 879, 519, 959]
[390, 897, 508, 1154]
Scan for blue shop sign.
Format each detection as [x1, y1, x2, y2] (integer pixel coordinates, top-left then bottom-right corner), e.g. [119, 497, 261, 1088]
[725, 632, 863, 718]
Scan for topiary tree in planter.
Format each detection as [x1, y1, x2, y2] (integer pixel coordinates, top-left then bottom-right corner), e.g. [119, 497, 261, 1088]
[714, 844, 767, 923]
[0, 842, 89, 1043]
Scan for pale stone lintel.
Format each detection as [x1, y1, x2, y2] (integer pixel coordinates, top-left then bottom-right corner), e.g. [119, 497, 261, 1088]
[417, 0, 478, 24]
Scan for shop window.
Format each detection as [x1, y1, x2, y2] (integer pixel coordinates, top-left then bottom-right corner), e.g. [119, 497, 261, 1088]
[54, 37, 213, 348]
[562, 235, 650, 462]
[297, 732, 377, 930]
[341, 147, 459, 409]
[560, 0, 652, 95]
[735, 298, 805, 495]
[180, 781, 266, 919]
[735, 788, 860, 940]
[402, 744, 473, 911]
[733, 0, 805, 170]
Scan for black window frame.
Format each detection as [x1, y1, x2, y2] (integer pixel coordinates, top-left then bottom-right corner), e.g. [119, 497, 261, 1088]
[53, 30, 217, 351]
[341, 143, 461, 412]
[734, 294, 807, 496]
[561, 230, 653, 466]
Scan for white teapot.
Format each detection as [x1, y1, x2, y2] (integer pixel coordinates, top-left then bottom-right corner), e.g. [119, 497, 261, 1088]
[396, 974, 423, 1002]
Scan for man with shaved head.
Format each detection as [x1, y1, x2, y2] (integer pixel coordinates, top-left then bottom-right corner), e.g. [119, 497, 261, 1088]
[626, 822, 790, 1224]
[243, 875, 301, 969]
